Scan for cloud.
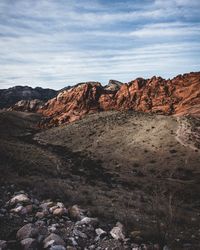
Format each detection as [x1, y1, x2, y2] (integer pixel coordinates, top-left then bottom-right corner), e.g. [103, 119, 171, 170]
[0, 0, 199, 89]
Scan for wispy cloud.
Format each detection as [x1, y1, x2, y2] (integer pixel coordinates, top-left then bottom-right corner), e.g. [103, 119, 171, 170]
[0, 0, 199, 89]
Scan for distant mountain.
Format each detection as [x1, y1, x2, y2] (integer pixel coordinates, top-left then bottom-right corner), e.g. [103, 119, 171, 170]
[104, 79, 123, 91]
[37, 72, 200, 127]
[8, 99, 45, 112]
[0, 86, 57, 109]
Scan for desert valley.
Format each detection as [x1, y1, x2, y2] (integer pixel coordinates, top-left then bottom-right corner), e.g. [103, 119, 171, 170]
[0, 72, 200, 250]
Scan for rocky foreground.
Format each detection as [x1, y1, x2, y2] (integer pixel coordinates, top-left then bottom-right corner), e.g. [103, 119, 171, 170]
[0, 186, 173, 250]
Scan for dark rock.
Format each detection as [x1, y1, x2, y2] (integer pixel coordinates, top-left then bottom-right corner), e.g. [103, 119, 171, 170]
[20, 238, 38, 250]
[0, 240, 7, 249]
[68, 205, 83, 221]
[43, 233, 66, 248]
[50, 246, 66, 250]
[17, 223, 48, 241]
[0, 86, 57, 109]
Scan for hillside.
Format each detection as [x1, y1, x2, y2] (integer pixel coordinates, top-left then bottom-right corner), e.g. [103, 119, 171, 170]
[0, 86, 57, 109]
[37, 72, 200, 127]
[0, 110, 199, 249]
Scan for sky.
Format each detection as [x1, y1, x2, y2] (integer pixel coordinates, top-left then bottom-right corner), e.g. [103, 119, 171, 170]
[0, 0, 200, 89]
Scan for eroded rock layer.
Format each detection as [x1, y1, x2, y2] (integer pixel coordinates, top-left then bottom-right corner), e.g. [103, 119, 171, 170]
[37, 72, 200, 127]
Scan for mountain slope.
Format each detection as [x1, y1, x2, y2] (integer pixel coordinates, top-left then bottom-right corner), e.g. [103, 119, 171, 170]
[0, 86, 57, 109]
[38, 72, 200, 127]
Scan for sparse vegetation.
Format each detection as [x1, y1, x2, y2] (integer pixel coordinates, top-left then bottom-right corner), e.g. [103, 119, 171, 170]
[0, 110, 200, 249]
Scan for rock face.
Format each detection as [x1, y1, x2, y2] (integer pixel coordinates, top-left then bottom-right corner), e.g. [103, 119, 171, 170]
[0, 86, 57, 109]
[38, 72, 200, 127]
[8, 99, 45, 112]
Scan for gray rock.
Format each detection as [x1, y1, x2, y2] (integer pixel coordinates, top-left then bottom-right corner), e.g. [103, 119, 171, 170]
[50, 246, 66, 250]
[21, 205, 33, 215]
[49, 206, 58, 214]
[35, 211, 45, 219]
[0, 208, 7, 214]
[95, 228, 106, 237]
[56, 202, 65, 208]
[10, 205, 23, 213]
[20, 238, 37, 250]
[110, 222, 125, 240]
[0, 240, 7, 249]
[40, 201, 54, 210]
[43, 233, 65, 248]
[48, 225, 57, 233]
[17, 224, 38, 240]
[76, 217, 98, 227]
[17, 223, 48, 241]
[163, 246, 170, 250]
[68, 237, 78, 246]
[74, 229, 87, 239]
[9, 194, 30, 205]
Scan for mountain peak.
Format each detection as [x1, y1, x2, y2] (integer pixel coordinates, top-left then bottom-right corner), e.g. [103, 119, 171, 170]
[36, 72, 200, 127]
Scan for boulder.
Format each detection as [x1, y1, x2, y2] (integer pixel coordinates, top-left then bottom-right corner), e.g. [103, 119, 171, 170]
[50, 246, 66, 250]
[0, 240, 7, 249]
[68, 205, 82, 220]
[49, 206, 59, 213]
[10, 205, 23, 213]
[95, 228, 107, 239]
[9, 194, 30, 205]
[21, 205, 33, 215]
[76, 217, 98, 226]
[35, 211, 46, 219]
[53, 208, 67, 217]
[110, 222, 125, 240]
[20, 238, 37, 250]
[17, 223, 48, 241]
[43, 233, 65, 248]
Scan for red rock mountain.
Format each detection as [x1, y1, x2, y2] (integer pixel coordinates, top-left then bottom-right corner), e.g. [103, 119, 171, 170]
[37, 72, 200, 127]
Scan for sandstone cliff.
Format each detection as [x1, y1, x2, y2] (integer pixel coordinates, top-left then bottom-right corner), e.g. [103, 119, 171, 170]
[38, 72, 200, 127]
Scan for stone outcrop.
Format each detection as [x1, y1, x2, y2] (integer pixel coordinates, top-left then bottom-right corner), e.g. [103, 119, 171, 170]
[8, 99, 45, 112]
[38, 72, 200, 127]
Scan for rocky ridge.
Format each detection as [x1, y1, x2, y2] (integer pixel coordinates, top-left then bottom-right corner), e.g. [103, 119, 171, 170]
[8, 99, 45, 113]
[0, 86, 57, 109]
[38, 72, 200, 127]
[0, 186, 172, 250]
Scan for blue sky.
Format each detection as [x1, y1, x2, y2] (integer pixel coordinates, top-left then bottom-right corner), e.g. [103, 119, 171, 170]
[0, 0, 200, 89]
